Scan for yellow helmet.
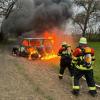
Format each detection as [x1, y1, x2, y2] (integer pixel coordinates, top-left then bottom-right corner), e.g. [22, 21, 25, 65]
[61, 42, 70, 47]
[79, 37, 87, 44]
[62, 42, 67, 46]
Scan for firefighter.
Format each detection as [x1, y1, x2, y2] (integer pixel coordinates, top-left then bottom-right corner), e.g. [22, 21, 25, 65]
[72, 37, 97, 96]
[58, 42, 74, 79]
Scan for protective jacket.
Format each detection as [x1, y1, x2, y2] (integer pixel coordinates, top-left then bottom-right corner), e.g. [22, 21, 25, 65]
[72, 45, 95, 70]
[58, 47, 72, 64]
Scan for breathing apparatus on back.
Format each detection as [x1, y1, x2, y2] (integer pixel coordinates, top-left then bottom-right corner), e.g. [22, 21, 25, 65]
[78, 37, 94, 68]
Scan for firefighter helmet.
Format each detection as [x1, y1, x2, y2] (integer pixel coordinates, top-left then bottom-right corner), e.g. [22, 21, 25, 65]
[62, 42, 70, 47]
[62, 42, 67, 45]
[79, 37, 87, 44]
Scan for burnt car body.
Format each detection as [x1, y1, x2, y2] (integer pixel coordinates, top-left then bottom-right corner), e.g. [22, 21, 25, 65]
[12, 37, 53, 59]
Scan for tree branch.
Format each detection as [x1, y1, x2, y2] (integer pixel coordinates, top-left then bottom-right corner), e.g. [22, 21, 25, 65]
[5, 0, 17, 19]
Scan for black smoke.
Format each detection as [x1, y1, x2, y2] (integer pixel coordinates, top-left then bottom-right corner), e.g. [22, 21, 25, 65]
[2, 0, 72, 34]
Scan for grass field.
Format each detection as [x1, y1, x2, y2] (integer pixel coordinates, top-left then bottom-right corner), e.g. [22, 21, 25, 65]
[88, 42, 100, 83]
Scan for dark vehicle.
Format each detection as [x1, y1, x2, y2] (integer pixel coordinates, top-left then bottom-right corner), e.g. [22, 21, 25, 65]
[12, 37, 54, 59]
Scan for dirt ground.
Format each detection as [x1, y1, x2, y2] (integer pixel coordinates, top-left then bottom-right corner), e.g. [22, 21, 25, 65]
[0, 45, 100, 100]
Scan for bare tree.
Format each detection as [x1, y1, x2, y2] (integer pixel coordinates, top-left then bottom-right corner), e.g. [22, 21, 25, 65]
[0, 0, 17, 41]
[72, 0, 100, 36]
[0, 0, 17, 17]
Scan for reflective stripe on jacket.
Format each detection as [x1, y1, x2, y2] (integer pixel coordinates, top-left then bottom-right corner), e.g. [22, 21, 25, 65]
[72, 55, 95, 70]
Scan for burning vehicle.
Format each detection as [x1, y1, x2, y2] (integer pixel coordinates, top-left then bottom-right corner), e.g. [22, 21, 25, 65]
[12, 37, 57, 60]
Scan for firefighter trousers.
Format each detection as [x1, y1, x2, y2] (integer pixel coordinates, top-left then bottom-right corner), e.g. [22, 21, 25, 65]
[73, 68, 97, 94]
[59, 60, 74, 77]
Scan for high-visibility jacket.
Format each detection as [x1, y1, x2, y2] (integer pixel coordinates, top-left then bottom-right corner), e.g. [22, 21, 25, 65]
[58, 47, 72, 59]
[72, 46, 95, 70]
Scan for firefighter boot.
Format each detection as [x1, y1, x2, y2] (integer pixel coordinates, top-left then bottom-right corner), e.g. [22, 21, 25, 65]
[58, 74, 63, 79]
[88, 90, 97, 97]
[72, 90, 79, 96]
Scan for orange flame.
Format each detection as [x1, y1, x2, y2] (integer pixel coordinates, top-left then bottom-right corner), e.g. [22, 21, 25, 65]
[27, 47, 37, 60]
[23, 29, 76, 61]
[40, 30, 75, 60]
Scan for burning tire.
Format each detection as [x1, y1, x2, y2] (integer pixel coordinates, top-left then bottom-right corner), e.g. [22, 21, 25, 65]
[31, 53, 40, 60]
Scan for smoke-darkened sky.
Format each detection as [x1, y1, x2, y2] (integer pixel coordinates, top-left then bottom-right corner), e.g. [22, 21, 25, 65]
[2, 0, 72, 34]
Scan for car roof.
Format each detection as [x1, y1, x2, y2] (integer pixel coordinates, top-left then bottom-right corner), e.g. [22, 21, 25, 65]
[23, 38, 52, 40]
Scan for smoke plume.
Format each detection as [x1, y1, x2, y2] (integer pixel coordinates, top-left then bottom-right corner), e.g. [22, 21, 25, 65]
[2, 0, 72, 35]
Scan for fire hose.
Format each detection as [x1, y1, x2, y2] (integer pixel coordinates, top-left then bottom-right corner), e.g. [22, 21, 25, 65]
[82, 76, 100, 89]
[72, 60, 100, 89]
[82, 60, 100, 89]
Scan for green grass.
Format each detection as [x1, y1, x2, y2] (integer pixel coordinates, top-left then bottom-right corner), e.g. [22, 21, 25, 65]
[88, 42, 100, 83]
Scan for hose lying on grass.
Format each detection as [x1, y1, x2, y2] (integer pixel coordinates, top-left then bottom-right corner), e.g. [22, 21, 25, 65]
[82, 77, 100, 88]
